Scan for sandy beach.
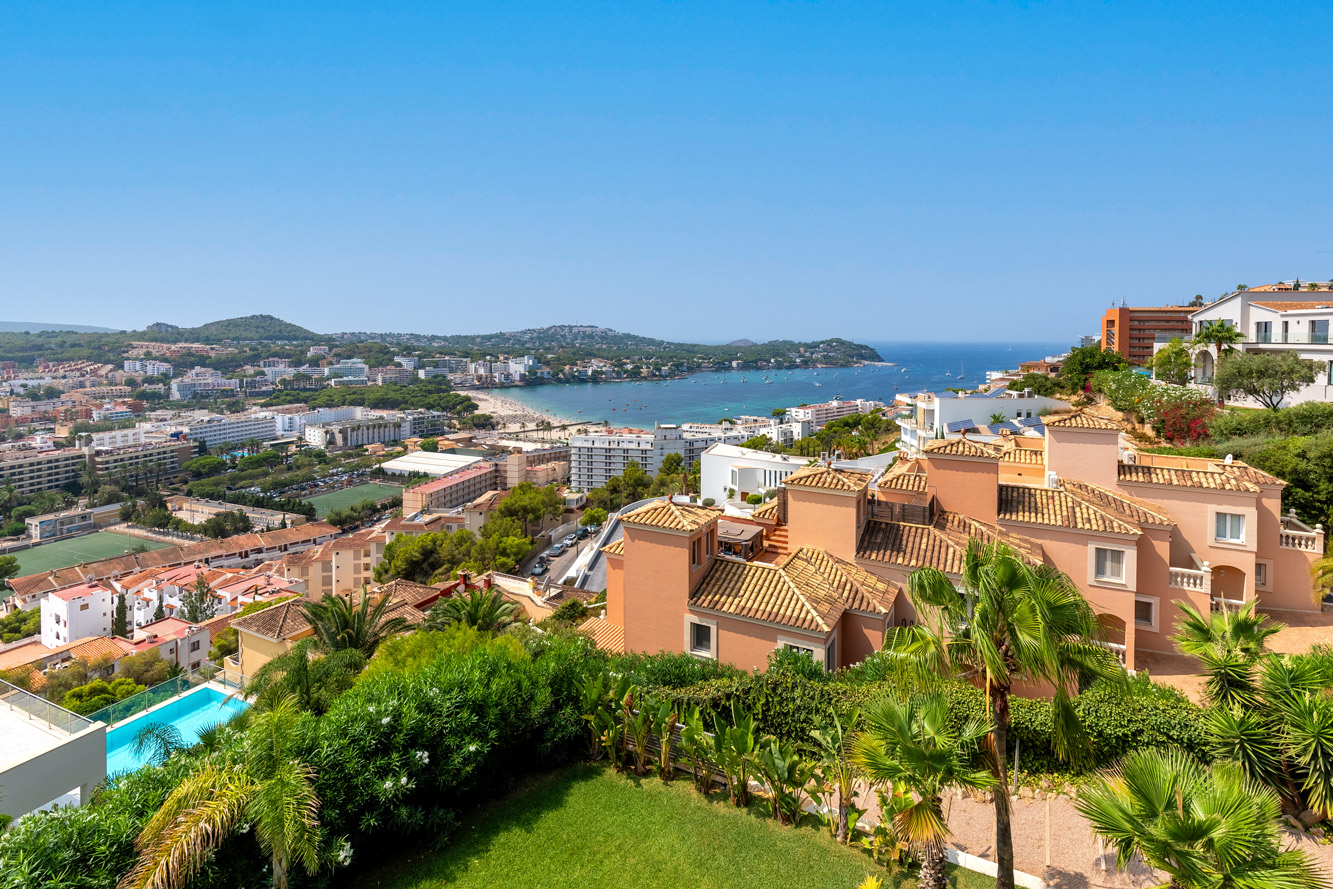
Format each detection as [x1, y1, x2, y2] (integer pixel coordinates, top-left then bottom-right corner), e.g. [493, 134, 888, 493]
[466, 389, 585, 434]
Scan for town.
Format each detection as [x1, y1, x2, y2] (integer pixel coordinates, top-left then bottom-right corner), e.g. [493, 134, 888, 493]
[5, 280, 1333, 888]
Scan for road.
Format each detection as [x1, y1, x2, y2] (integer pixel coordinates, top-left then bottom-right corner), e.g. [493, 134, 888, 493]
[530, 534, 599, 585]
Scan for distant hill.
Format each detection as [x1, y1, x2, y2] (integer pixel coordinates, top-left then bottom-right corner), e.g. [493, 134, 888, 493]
[727, 338, 756, 346]
[0, 321, 116, 333]
[138, 315, 317, 343]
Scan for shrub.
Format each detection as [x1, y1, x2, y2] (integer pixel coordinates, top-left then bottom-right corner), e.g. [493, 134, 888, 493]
[701, 497, 716, 507]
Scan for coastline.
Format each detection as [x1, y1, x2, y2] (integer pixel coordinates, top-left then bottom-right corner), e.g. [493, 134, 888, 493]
[465, 389, 588, 434]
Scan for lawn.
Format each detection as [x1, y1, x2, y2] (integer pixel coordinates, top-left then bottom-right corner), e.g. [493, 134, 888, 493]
[9, 531, 172, 580]
[305, 482, 403, 517]
[348, 765, 988, 889]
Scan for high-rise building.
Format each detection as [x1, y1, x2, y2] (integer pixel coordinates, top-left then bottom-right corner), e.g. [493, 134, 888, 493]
[1099, 305, 1195, 366]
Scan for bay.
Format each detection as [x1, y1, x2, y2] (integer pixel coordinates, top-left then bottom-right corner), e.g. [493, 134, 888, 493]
[494, 340, 1071, 427]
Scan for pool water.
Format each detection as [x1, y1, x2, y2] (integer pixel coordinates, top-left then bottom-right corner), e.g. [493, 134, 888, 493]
[106, 686, 249, 775]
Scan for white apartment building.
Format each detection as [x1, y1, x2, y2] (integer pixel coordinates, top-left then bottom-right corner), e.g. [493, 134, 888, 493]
[172, 412, 280, 448]
[85, 428, 150, 449]
[123, 360, 173, 377]
[895, 388, 1068, 456]
[570, 424, 754, 490]
[418, 367, 451, 379]
[41, 581, 113, 648]
[304, 415, 410, 449]
[699, 443, 812, 506]
[394, 356, 419, 370]
[784, 399, 885, 428]
[1187, 283, 1333, 405]
[91, 404, 133, 422]
[679, 415, 812, 447]
[170, 368, 240, 400]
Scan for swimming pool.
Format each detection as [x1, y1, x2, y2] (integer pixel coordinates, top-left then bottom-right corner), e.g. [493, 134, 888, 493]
[106, 686, 249, 776]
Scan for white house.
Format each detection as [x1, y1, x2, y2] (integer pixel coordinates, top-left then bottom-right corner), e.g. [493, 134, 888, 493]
[40, 580, 113, 648]
[699, 443, 813, 507]
[1187, 283, 1333, 406]
[895, 388, 1067, 456]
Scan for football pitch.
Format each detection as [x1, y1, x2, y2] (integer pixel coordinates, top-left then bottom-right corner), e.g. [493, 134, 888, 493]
[305, 482, 404, 517]
[10, 531, 173, 579]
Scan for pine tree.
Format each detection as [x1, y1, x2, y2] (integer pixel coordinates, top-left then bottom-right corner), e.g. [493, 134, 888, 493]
[181, 575, 218, 623]
[153, 589, 166, 622]
[113, 592, 129, 637]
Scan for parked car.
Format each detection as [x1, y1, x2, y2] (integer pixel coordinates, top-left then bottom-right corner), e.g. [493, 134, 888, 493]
[563, 534, 577, 546]
[529, 562, 548, 577]
[577, 526, 590, 540]
[549, 543, 566, 557]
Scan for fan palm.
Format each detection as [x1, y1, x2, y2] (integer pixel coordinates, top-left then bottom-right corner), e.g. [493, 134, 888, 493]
[1191, 319, 1247, 358]
[245, 637, 367, 714]
[1312, 556, 1333, 606]
[850, 692, 994, 889]
[1076, 748, 1328, 889]
[119, 697, 321, 889]
[881, 540, 1122, 889]
[301, 586, 408, 657]
[424, 587, 519, 633]
[1172, 600, 1283, 709]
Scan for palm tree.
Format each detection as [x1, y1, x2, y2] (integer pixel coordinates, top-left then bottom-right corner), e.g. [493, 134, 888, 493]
[301, 587, 409, 657]
[120, 698, 321, 889]
[1191, 319, 1246, 396]
[1312, 556, 1333, 606]
[851, 693, 993, 889]
[1076, 748, 1327, 889]
[1172, 600, 1283, 709]
[245, 638, 367, 714]
[882, 540, 1122, 889]
[423, 587, 519, 633]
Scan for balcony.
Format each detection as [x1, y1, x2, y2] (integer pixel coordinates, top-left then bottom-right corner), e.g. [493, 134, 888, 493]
[1253, 332, 1330, 345]
[1168, 564, 1209, 593]
[1279, 512, 1324, 552]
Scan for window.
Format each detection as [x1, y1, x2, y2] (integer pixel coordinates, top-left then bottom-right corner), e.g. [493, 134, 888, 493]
[190, 640, 201, 652]
[689, 622, 712, 656]
[1255, 562, 1269, 588]
[784, 643, 816, 658]
[1134, 598, 1155, 626]
[1094, 547, 1125, 582]
[824, 637, 837, 672]
[1215, 513, 1245, 543]
[691, 538, 701, 568]
[79, 603, 89, 611]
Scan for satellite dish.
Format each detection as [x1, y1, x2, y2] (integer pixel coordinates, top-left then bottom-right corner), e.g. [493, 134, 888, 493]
[1224, 454, 1234, 464]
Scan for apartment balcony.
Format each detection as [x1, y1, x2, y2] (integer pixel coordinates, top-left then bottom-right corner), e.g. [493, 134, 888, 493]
[1252, 332, 1331, 345]
[1168, 558, 1211, 595]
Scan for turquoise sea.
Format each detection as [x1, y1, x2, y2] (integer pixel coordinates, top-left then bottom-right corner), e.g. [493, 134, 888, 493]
[497, 341, 1071, 427]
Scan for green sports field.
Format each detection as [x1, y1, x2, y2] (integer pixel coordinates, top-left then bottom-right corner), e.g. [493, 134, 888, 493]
[305, 482, 404, 518]
[9, 531, 174, 580]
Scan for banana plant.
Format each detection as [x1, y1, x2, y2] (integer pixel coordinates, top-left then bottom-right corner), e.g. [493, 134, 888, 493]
[810, 708, 864, 843]
[713, 703, 758, 807]
[596, 708, 625, 771]
[677, 707, 714, 794]
[753, 737, 816, 826]
[650, 698, 680, 781]
[622, 687, 656, 777]
[578, 672, 609, 759]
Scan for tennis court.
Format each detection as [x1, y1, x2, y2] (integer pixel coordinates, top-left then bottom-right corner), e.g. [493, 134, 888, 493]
[305, 482, 403, 518]
[11, 531, 173, 578]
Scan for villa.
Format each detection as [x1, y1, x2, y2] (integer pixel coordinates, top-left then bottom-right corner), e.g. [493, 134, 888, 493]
[584, 410, 1324, 672]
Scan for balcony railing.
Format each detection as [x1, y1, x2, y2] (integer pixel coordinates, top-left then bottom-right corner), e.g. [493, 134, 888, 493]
[1253, 332, 1330, 345]
[0, 677, 94, 736]
[1280, 512, 1325, 552]
[1168, 565, 1209, 592]
[1094, 639, 1127, 666]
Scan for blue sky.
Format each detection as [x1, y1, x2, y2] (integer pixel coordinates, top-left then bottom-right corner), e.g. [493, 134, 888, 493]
[3, 2, 1331, 341]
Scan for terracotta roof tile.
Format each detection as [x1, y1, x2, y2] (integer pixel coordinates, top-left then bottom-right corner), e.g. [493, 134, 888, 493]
[620, 499, 719, 532]
[921, 438, 1000, 459]
[689, 546, 896, 634]
[878, 459, 929, 493]
[998, 485, 1140, 536]
[783, 464, 874, 492]
[232, 600, 311, 640]
[578, 616, 625, 653]
[858, 511, 1043, 575]
[600, 537, 625, 557]
[1043, 411, 1121, 431]
[751, 498, 782, 520]
[1251, 300, 1333, 311]
[1118, 463, 1258, 493]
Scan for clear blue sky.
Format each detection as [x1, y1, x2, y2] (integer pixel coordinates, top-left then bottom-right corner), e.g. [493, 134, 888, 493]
[3, 2, 1331, 342]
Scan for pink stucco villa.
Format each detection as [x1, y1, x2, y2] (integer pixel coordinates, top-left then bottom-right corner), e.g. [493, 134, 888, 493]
[584, 410, 1325, 672]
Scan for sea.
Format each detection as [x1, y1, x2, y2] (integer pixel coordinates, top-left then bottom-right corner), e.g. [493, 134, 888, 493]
[496, 341, 1071, 427]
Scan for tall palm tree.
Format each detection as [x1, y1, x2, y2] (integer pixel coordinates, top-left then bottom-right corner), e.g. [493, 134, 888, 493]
[301, 587, 409, 657]
[882, 540, 1122, 889]
[1172, 600, 1283, 709]
[424, 587, 519, 633]
[851, 693, 994, 889]
[1076, 748, 1327, 889]
[1192, 318, 1247, 357]
[120, 697, 321, 889]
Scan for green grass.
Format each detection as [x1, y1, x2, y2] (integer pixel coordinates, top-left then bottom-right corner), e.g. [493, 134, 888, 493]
[349, 765, 989, 889]
[9, 531, 172, 582]
[305, 482, 403, 517]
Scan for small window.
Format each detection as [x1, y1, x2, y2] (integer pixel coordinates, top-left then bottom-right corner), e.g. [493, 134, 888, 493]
[785, 643, 816, 658]
[79, 603, 89, 611]
[691, 539, 701, 568]
[1134, 598, 1155, 626]
[689, 622, 712, 656]
[1215, 513, 1245, 543]
[1255, 562, 1268, 588]
[190, 640, 201, 652]
[1094, 548, 1124, 582]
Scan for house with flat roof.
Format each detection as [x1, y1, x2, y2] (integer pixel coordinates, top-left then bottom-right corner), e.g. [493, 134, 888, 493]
[0, 679, 105, 819]
[895, 388, 1066, 457]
